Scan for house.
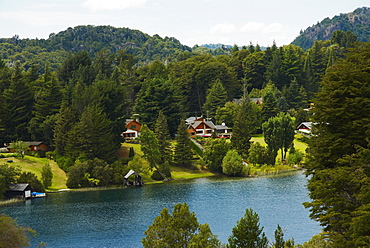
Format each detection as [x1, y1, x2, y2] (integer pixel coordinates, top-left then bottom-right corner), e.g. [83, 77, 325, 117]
[5, 183, 32, 199]
[7, 141, 50, 152]
[214, 123, 232, 138]
[185, 117, 232, 138]
[297, 122, 313, 135]
[122, 119, 143, 140]
[27, 142, 50, 152]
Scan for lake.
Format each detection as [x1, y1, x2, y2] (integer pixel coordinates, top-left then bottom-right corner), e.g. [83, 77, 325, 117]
[1, 171, 320, 247]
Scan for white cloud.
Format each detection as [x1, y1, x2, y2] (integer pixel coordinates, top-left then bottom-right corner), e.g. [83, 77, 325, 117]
[240, 22, 266, 32]
[210, 23, 236, 34]
[81, 0, 148, 11]
[262, 23, 283, 33]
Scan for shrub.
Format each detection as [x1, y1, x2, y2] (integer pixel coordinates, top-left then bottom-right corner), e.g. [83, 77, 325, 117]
[222, 150, 245, 176]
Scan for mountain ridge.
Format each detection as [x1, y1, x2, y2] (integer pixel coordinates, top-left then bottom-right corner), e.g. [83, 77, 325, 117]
[291, 6, 370, 50]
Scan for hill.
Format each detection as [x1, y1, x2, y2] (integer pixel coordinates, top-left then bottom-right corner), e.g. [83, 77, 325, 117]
[291, 7, 370, 50]
[0, 25, 192, 71]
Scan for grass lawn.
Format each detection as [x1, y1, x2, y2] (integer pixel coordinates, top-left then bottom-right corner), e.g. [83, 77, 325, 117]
[251, 134, 307, 152]
[170, 166, 215, 180]
[119, 142, 143, 158]
[2, 155, 67, 190]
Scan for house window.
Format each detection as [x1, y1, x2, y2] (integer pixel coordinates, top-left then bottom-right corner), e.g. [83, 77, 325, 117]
[131, 125, 136, 129]
[191, 132, 195, 135]
[196, 130, 203, 134]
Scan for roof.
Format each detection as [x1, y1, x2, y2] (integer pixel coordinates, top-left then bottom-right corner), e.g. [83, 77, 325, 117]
[124, 170, 141, 179]
[8, 183, 31, 192]
[297, 122, 312, 130]
[215, 124, 229, 130]
[27, 141, 45, 146]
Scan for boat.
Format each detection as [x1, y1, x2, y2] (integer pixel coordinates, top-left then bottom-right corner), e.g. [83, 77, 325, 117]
[31, 192, 46, 198]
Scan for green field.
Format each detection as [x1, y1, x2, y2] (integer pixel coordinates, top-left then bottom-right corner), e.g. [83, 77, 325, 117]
[251, 134, 307, 152]
[1, 155, 67, 190]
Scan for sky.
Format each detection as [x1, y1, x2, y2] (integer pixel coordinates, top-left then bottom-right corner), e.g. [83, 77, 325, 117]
[0, 0, 369, 47]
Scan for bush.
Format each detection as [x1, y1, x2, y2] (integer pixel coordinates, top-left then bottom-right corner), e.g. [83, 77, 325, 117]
[222, 150, 245, 176]
[287, 150, 304, 166]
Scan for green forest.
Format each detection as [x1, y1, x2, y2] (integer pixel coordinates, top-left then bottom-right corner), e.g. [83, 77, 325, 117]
[1, 22, 370, 246]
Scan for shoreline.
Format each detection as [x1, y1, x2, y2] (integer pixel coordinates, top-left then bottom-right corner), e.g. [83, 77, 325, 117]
[0, 167, 303, 203]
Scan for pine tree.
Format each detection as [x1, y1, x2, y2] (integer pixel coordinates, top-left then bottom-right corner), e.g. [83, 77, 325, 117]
[261, 86, 278, 122]
[3, 63, 33, 141]
[304, 42, 370, 247]
[54, 102, 78, 156]
[28, 70, 62, 141]
[154, 111, 172, 164]
[285, 78, 302, 110]
[143, 203, 219, 248]
[228, 208, 268, 248]
[65, 103, 117, 162]
[231, 96, 254, 159]
[202, 79, 227, 118]
[174, 120, 193, 168]
[41, 163, 53, 188]
[140, 125, 161, 173]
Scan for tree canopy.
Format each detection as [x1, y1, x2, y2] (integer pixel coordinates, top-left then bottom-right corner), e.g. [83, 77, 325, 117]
[305, 42, 370, 247]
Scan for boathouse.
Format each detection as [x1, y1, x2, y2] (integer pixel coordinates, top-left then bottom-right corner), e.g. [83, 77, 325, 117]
[5, 183, 32, 199]
[123, 170, 144, 186]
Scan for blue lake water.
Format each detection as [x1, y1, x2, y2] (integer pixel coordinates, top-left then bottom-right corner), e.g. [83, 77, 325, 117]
[1, 171, 320, 247]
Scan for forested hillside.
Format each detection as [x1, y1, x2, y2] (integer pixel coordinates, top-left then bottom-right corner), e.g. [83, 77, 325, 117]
[0, 20, 361, 190]
[292, 7, 370, 50]
[0, 25, 192, 72]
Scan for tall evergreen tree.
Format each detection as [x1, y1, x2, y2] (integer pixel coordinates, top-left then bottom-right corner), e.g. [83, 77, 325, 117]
[135, 78, 182, 135]
[228, 208, 268, 248]
[3, 63, 33, 141]
[142, 203, 219, 248]
[231, 95, 254, 159]
[202, 79, 227, 118]
[54, 102, 78, 156]
[140, 124, 167, 179]
[305, 42, 370, 247]
[65, 103, 117, 162]
[174, 120, 193, 168]
[285, 78, 302, 110]
[261, 86, 278, 122]
[28, 70, 62, 141]
[265, 49, 286, 90]
[154, 111, 172, 165]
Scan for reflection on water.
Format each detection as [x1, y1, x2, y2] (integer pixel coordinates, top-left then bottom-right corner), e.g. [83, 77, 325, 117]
[1, 171, 319, 247]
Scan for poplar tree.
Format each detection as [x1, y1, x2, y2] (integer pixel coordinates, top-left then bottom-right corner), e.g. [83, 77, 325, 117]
[262, 112, 294, 164]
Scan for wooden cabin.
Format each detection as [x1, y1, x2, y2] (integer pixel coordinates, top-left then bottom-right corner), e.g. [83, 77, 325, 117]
[122, 119, 143, 140]
[28, 142, 50, 152]
[186, 117, 232, 138]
